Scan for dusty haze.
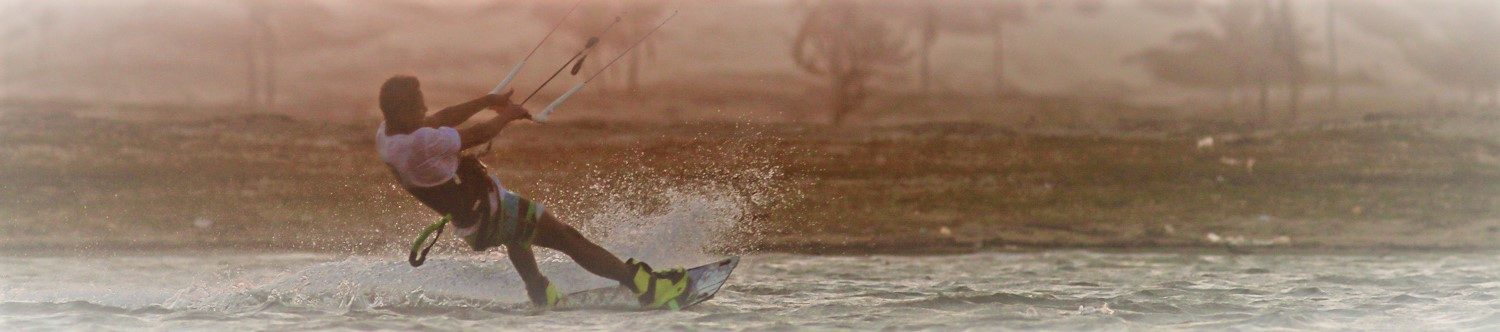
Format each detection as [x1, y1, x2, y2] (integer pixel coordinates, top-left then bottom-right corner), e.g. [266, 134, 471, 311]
[2, 0, 1493, 125]
[2, 0, 1499, 253]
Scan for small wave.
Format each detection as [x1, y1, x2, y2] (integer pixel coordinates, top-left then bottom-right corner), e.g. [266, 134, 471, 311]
[1388, 294, 1437, 304]
[1281, 287, 1327, 297]
[0, 301, 132, 315]
[883, 292, 1067, 310]
[729, 285, 794, 296]
[1130, 288, 1189, 298]
[853, 291, 926, 300]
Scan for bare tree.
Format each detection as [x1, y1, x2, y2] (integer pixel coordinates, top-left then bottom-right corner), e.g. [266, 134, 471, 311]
[1133, 0, 1318, 125]
[1326, 0, 1340, 114]
[1343, 0, 1500, 108]
[878, 1, 1101, 99]
[235, 1, 434, 113]
[987, 0, 1101, 98]
[1137, 0, 1201, 17]
[622, 1, 670, 93]
[919, 3, 938, 95]
[244, 0, 268, 112]
[990, 1, 1026, 97]
[1132, 0, 1269, 116]
[791, 0, 912, 125]
[1273, 0, 1308, 124]
[1256, 0, 1273, 123]
[1410, 1, 1500, 107]
[0, 2, 58, 102]
[0, 5, 23, 102]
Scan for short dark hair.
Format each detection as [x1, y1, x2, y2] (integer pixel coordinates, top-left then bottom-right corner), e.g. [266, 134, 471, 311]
[379, 75, 424, 120]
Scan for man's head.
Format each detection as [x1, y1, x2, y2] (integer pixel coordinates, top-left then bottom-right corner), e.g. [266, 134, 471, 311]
[380, 75, 426, 131]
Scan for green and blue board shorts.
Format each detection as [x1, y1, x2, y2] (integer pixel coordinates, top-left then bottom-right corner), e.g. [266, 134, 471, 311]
[458, 177, 543, 250]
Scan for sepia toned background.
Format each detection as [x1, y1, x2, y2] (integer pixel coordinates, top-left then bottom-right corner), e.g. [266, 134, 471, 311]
[2, 0, 1498, 253]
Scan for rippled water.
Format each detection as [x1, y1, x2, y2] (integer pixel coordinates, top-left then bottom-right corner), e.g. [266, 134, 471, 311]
[3, 250, 1500, 331]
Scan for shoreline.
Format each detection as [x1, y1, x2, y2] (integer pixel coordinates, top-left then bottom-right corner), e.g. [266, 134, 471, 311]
[5, 236, 1498, 257]
[5, 115, 1500, 258]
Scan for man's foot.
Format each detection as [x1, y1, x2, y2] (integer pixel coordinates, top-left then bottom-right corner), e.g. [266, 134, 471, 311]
[624, 258, 690, 310]
[527, 279, 564, 309]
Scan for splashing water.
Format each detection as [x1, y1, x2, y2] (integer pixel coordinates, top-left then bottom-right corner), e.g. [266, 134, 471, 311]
[150, 163, 791, 312]
[9, 251, 1500, 330]
[0, 126, 811, 328]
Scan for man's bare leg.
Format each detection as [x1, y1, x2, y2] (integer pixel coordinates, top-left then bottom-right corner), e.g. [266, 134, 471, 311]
[524, 210, 692, 309]
[530, 213, 632, 283]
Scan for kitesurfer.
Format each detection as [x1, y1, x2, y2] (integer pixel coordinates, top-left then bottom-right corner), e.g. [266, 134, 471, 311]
[375, 76, 690, 310]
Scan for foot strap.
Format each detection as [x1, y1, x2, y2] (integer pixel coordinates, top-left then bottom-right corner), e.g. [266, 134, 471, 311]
[626, 258, 689, 310]
[531, 280, 563, 308]
[408, 215, 451, 267]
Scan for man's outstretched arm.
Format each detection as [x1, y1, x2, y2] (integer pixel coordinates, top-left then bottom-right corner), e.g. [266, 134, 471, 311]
[423, 90, 511, 129]
[457, 104, 530, 150]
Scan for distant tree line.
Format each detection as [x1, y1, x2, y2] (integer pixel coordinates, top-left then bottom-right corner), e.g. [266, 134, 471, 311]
[790, 0, 1497, 126]
[1, 0, 1493, 126]
[1131, 0, 1498, 125]
[790, 0, 1102, 125]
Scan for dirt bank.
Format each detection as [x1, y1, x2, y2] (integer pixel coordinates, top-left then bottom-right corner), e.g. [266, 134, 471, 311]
[3, 111, 1499, 255]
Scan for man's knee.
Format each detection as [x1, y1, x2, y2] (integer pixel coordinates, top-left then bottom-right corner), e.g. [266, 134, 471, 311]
[535, 214, 586, 248]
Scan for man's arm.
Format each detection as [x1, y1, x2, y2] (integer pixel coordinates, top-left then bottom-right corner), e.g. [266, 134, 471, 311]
[423, 90, 511, 129]
[457, 104, 530, 150]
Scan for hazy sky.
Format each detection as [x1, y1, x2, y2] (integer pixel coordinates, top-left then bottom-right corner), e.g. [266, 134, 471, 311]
[0, 0, 1487, 113]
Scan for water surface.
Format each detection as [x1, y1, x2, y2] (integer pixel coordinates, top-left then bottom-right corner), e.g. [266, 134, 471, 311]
[3, 250, 1499, 331]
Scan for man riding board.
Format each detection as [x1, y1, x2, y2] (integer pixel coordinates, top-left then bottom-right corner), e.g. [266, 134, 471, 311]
[375, 75, 688, 310]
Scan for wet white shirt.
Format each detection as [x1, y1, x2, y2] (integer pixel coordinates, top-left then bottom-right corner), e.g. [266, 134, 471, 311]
[376, 124, 461, 188]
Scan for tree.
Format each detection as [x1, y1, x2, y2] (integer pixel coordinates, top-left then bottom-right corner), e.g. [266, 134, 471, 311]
[791, 0, 912, 125]
[1137, 0, 1201, 19]
[238, 0, 433, 113]
[1272, 0, 1308, 124]
[1342, 1, 1500, 108]
[1326, 0, 1340, 113]
[1131, 0, 1269, 116]
[1131, 0, 1316, 124]
[0, 2, 58, 102]
[875, 1, 1102, 99]
[0, 5, 24, 101]
[244, 0, 270, 112]
[872, 1, 1002, 96]
[620, 1, 670, 93]
[919, 3, 938, 95]
[988, 0, 1102, 97]
[1408, 1, 1500, 107]
[989, 1, 1027, 97]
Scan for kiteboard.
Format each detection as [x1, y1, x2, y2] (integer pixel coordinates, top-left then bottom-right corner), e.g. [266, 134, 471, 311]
[551, 256, 740, 310]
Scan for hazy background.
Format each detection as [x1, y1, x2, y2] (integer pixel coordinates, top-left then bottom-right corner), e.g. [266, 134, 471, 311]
[5, 3, 1500, 330]
[1, 0, 1493, 126]
[2, 0, 1499, 253]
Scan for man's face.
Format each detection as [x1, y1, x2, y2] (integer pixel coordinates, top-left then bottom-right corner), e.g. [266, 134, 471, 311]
[380, 75, 427, 128]
[392, 103, 426, 127]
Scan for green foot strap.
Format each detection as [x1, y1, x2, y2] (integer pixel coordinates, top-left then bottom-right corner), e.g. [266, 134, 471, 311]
[408, 215, 451, 267]
[531, 279, 564, 309]
[627, 258, 689, 310]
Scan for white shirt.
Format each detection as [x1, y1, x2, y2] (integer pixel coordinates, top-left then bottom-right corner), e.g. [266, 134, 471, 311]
[376, 124, 461, 188]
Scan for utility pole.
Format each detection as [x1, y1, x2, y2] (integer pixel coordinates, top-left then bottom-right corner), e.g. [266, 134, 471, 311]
[1257, 0, 1273, 125]
[1282, 0, 1303, 125]
[1326, 0, 1340, 114]
[244, 1, 263, 112]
